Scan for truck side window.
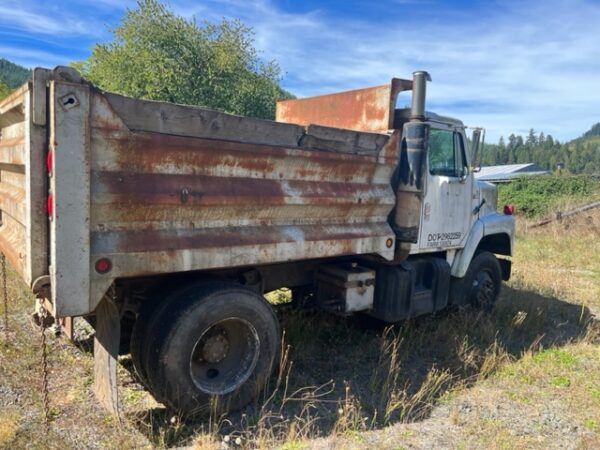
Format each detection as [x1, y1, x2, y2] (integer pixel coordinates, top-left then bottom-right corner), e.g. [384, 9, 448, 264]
[428, 128, 456, 177]
[429, 128, 468, 178]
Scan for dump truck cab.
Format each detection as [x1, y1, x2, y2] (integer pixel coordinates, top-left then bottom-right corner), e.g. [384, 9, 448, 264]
[394, 109, 514, 278]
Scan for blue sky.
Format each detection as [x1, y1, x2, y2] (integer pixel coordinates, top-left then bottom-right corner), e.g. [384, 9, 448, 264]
[1, 0, 599, 142]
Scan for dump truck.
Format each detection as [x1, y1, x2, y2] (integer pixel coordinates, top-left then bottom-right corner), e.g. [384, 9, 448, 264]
[0, 67, 514, 416]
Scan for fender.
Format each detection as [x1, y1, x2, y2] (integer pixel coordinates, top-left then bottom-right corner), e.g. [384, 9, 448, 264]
[451, 213, 515, 278]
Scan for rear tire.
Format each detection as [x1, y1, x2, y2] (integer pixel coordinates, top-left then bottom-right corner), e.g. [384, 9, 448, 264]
[449, 251, 502, 311]
[130, 284, 179, 388]
[144, 282, 280, 415]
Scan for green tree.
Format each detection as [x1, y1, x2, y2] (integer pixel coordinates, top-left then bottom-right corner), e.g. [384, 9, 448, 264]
[73, 0, 292, 119]
[0, 80, 12, 100]
[0, 58, 30, 88]
[483, 125, 600, 175]
[525, 128, 537, 147]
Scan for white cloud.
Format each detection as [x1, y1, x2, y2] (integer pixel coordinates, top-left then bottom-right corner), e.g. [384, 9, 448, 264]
[0, 3, 104, 37]
[2, 0, 598, 141]
[167, 0, 600, 141]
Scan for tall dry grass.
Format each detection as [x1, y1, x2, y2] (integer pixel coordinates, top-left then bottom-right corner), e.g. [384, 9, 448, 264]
[188, 288, 597, 448]
[1, 210, 598, 449]
[185, 210, 600, 448]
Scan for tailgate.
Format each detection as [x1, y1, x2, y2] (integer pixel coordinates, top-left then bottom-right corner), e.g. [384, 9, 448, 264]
[0, 72, 48, 287]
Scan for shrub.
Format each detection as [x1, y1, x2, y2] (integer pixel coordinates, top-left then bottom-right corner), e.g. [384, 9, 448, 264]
[497, 175, 600, 218]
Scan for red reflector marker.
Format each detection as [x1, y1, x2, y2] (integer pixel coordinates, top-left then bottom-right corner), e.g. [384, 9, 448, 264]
[95, 258, 112, 274]
[504, 204, 515, 215]
[46, 149, 53, 173]
[47, 192, 53, 216]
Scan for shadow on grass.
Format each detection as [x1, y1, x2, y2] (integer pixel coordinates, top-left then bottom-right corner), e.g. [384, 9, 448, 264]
[123, 285, 599, 447]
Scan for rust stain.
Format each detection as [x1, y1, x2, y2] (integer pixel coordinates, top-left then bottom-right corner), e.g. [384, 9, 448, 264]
[276, 78, 412, 133]
[380, 130, 402, 162]
[90, 202, 389, 230]
[92, 223, 391, 254]
[85, 83, 400, 276]
[89, 119, 398, 263]
[93, 171, 285, 205]
[104, 130, 384, 176]
[92, 172, 393, 205]
[89, 130, 397, 193]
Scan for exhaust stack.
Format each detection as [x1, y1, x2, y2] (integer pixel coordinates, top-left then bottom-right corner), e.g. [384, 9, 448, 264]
[410, 71, 432, 121]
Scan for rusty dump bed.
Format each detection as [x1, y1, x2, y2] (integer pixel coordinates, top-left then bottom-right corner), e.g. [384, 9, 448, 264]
[0, 67, 402, 317]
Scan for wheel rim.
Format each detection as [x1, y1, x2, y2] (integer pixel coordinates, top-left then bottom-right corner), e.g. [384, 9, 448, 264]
[474, 270, 496, 308]
[189, 317, 260, 395]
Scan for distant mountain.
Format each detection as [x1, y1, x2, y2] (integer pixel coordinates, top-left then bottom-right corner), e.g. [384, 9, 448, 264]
[0, 58, 30, 89]
[582, 123, 600, 139]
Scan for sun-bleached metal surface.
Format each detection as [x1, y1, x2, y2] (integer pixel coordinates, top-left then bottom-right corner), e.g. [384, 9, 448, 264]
[1, 68, 403, 316]
[83, 89, 399, 314]
[49, 81, 91, 317]
[474, 163, 549, 182]
[276, 78, 412, 132]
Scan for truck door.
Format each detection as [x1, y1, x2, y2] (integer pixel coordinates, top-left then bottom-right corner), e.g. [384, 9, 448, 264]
[418, 125, 472, 250]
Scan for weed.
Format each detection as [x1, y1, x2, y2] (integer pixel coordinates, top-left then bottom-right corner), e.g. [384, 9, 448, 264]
[0, 409, 19, 448]
[533, 348, 577, 366]
[122, 387, 146, 406]
[279, 440, 308, 450]
[550, 376, 570, 387]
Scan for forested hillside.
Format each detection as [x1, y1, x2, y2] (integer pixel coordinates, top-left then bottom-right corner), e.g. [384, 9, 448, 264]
[0, 58, 30, 88]
[482, 124, 600, 174]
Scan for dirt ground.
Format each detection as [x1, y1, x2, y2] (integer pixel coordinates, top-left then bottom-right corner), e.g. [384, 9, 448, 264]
[1, 210, 599, 450]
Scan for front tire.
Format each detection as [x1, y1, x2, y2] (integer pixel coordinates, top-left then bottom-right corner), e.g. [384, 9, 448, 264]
[450, 251, 502, 310]
[144, 282, 280, 415]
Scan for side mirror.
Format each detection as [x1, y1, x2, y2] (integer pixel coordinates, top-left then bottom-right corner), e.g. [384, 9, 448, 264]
[470, 127, 485, 172]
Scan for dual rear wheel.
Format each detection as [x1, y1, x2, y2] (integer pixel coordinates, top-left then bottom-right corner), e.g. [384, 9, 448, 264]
[130, 282, 280, 415]
[130, 253, 502, 415]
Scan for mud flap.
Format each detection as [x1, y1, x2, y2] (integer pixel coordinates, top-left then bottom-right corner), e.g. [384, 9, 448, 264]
[93, 297, 121, 418]
[499, 258, 512, 281]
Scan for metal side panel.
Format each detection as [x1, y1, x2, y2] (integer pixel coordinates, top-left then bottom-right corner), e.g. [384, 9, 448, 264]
[276, 78, 413, 132]
[50, 81, 91, 317]
[81, 87, 401, 314]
